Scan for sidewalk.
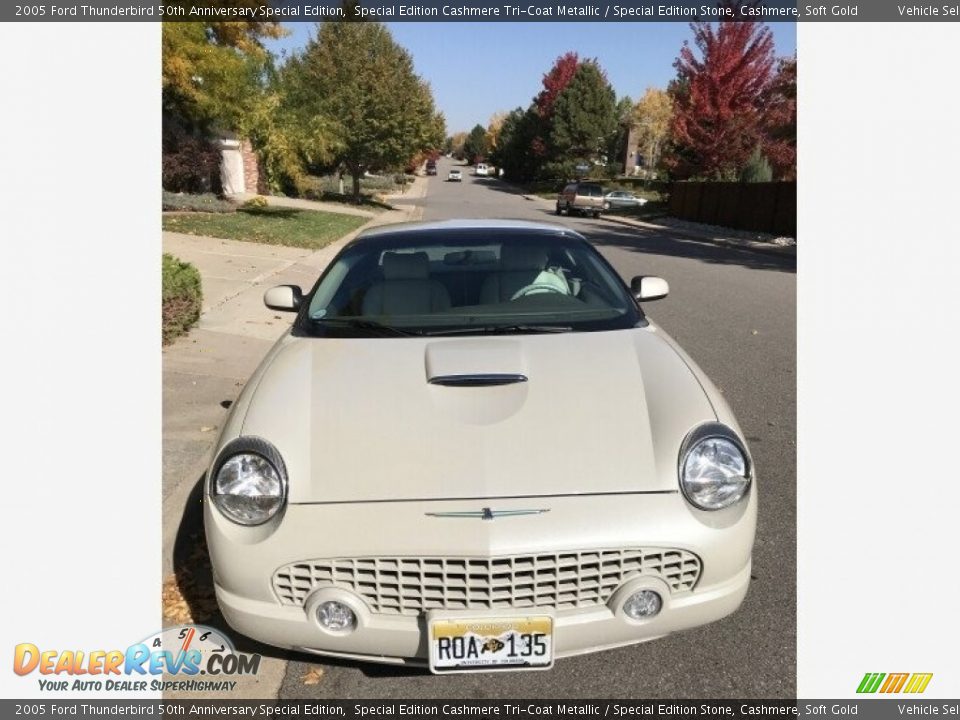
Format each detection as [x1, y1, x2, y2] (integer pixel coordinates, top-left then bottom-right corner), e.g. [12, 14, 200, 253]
[160, 176, 426, 700]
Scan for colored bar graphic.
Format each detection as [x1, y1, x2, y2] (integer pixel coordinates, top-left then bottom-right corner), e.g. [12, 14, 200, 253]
[857, 673, 885, 693]
[880, 673, 909, 693]
[904, 673, 933, 693]
[857, 672, 933, 694]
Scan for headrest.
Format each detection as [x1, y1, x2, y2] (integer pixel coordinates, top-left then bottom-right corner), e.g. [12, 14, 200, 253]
[382, 251, 430, 280]
[500, 244, 549, 271]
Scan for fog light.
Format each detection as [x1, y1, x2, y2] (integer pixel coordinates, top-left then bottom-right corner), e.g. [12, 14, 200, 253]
[317, 601, 356, 633]
[623, 590, 662, 620]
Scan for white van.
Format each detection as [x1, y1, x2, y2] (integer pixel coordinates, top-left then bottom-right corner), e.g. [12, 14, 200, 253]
[475, 163, 489, 177]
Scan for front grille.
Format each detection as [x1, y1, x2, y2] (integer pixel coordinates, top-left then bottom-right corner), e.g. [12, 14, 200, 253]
[272, 548, 701, 616]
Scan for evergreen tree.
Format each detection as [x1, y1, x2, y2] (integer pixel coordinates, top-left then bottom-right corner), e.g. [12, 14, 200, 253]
[549, 62, 618, 169]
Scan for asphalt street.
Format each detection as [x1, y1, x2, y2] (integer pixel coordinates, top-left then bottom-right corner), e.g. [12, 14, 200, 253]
[279, 157, 797, 698]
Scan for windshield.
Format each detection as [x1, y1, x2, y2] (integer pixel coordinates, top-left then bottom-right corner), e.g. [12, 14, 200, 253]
[297, 228, 642, 337]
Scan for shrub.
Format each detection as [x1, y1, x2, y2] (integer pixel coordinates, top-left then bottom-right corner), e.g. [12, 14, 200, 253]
[162, 131, 222, 194]
[162, 191, 236, 213]
[740, 147, 774, 183]
[162, 254, 202, 344]
[241, 195, 269, 210]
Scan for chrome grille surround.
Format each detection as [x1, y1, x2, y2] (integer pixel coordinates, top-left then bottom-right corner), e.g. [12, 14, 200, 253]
[272, 548, 701, 616]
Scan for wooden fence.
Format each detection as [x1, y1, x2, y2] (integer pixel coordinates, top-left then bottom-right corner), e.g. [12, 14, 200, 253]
[668, 181, 796, 237]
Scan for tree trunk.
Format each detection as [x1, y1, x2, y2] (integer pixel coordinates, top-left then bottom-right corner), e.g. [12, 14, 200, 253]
[350, 168, 362, 204]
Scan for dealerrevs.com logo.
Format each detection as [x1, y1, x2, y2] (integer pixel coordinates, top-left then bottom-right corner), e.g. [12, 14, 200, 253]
[857, 672, 934, 694]
[13, 625, 261, 692]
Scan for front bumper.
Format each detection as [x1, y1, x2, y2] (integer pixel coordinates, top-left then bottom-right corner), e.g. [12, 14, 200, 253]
[206, 491, 755, 666]
[215, 560, 749, 666]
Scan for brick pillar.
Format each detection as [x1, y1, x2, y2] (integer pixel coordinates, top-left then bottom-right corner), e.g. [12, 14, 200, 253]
[240, 140, 262, 195]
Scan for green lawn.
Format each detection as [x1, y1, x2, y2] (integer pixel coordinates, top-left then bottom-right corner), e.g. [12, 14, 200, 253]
[162, 207, 368, 250]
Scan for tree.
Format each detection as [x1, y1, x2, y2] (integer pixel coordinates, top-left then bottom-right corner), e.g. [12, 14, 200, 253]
[162, 18, 285, 133]
[529, 52, 580, 162]
[763, 56, 797, 180]
[162, 18, 291, 193]
[549, 62, 618, 170]
[463, 124, 489, 164]
[294, 21, 443, 201]
[448, 131, 468, 160]
[632, 87, 674, 177]
[668, 16, 776, 179]
[486, 112, 508, 157]
[535, 52, 580, 120]
[492, 107, 541, 182]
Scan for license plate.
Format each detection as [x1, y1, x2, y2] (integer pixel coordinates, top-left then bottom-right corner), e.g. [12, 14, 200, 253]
[428, 616, 554, 672]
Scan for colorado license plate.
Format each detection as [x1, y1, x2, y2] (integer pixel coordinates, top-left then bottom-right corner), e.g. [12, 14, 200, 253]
[428, 616, 554, 672]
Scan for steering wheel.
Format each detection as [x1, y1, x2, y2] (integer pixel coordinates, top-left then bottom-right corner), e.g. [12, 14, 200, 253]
[510, 283, 569, 301]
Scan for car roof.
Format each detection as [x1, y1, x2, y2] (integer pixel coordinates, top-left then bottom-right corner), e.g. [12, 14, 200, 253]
[356, 219, 581, 240]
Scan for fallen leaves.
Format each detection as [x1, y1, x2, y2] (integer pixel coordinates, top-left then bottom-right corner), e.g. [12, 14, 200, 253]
[161, 533, 219, 624]
[161, 575, 195, 625]
[300, 668, 325, 686]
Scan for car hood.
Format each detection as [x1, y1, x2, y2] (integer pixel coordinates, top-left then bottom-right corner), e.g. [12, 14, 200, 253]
[240, 328, 717, 504]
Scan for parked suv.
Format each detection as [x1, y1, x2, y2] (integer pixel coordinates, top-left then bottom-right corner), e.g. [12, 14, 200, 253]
[425, 159, 437, 176]
[556, 181, 608, 218]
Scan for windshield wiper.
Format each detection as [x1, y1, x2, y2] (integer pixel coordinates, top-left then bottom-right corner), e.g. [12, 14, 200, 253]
[424, 324, 573, 337]
[312, 318, 422, 337]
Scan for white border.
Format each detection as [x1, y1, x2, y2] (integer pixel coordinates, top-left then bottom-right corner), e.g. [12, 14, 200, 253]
[798, 22, 960, 697]
[0, 22, 161, 698]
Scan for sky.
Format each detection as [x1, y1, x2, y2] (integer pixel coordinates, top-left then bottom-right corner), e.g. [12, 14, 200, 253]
[264, 22, 797, 134]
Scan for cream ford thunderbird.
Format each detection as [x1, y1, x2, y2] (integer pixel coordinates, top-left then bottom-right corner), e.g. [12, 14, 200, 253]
[205, 220, 756, 673]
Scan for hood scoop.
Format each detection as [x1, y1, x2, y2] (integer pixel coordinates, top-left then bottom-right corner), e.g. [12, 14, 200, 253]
[429, 373, 527, 387]
[424, 339, 529, 425]
[425, 339, 527, 384]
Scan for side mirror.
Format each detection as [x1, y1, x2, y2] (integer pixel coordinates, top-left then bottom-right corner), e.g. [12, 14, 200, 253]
[264, 285, 303, 312]
[630, 276, 669, 302]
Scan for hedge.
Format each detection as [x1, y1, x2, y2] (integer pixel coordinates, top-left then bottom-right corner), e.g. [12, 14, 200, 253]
[162, 253, 202, 345]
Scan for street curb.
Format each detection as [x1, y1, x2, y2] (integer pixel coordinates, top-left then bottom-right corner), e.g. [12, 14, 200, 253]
[520, 190, 795, 259]
[602, 214, 797, 259]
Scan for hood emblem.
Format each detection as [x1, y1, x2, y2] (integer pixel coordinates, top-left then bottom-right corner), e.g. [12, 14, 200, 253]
[426, 507, 550, 521]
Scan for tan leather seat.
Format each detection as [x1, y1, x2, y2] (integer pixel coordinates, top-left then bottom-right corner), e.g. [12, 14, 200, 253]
[361, 252, 451, 316]
[479, 245, 552, 304]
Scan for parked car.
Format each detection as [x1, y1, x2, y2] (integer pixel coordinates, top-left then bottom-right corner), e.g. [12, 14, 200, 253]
[604, 190, 649, 208]
[556, 181, 608, 218]
[207, 219, 756, 673]
[475, 163, 489, 177]
[425, 159, 437, 176]
[447, 169, 462, 182]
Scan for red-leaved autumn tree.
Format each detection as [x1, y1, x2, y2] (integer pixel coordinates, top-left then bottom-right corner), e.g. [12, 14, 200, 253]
[531, 52, 580, 157]
[762, 56, 797, 180]
[536, 52, 580, 118]
[668, 17, 777, 179]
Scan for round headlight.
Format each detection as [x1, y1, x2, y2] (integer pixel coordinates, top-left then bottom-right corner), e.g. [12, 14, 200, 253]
[212, 440, 286, 526]
[680, 428, 750, 511]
